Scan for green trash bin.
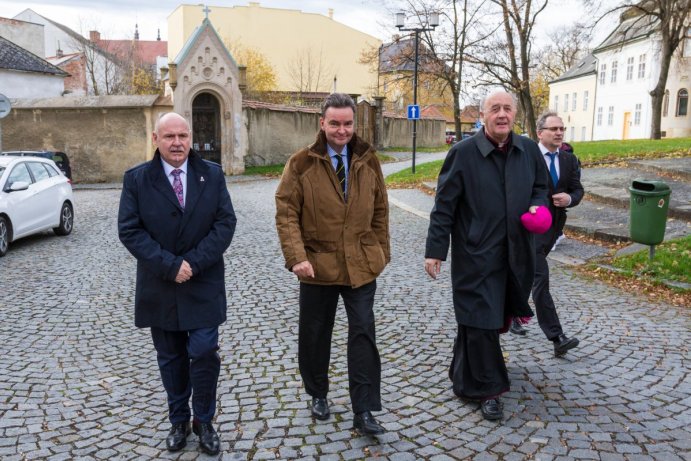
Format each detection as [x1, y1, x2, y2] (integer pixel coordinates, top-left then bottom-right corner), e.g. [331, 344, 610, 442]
[629, 179, 671, 245]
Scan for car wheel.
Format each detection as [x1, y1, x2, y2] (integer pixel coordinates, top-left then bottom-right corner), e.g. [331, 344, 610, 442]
[0, 216, 9, 257]
[53, 202, 74, 236]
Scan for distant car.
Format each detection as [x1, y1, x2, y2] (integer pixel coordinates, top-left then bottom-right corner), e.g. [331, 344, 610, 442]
[0, 156, 74, 257]
[1, 150, 72, 180]
[445, 131, 456, 144]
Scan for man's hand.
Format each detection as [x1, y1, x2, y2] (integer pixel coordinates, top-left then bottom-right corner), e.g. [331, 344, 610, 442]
[552, 192, 571, 208]
[291, 261, 315, 278]
[175, 260, 193, 283]
[424, 258, 442, 279]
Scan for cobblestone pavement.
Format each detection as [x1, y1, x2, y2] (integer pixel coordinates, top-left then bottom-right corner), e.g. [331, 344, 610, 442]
[0, 180, 689, 461]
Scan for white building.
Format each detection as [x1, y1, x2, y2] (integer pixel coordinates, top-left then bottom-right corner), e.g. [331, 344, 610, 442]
[0, 35, 67, 98]
[549, 10, 690, 140]
[548, 53, 598, 142]
[12, 9, 124, 96]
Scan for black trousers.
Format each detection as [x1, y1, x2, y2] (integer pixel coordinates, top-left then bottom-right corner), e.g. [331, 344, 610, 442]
[532, 232, 564, 340]
[298, 280, 381, 414]
[150, 326, 221, 424]
[449, 324, 510, 400]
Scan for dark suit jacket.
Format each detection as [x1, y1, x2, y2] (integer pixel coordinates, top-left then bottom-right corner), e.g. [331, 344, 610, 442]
[118, 150, 236, 331]
[537, 148, 584, 253]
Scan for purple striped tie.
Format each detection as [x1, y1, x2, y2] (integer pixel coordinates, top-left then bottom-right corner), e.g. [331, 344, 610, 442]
[171, 169, 184, 209]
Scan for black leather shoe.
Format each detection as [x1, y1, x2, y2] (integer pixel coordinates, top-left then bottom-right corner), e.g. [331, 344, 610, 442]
[310, 397, 330, 420]
[353, 411, 386, 435]
[192, 421, 220, 456]
[553, 334, 580, 357]
[480, 399, 503, 421]
[166, 422, 191, 452]
[509, 319, 527, 336]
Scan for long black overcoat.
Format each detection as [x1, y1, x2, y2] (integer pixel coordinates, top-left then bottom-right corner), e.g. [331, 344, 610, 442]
[118, 150, 236, 331]
[425, 129, 549, 329]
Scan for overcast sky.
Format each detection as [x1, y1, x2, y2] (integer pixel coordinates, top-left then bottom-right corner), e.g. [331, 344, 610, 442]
[0, 0, 614, 46]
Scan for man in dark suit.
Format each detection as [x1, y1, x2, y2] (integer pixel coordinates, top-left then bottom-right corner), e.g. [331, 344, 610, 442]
[425, 90, 549, 421]
[510, 112, 583, 357]
[118, 112, 236, 455]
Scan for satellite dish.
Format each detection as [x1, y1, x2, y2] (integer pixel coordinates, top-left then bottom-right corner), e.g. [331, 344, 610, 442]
[0, 94, 10, 119]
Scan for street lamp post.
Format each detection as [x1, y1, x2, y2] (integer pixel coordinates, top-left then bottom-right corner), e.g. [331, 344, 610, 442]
[395, 11, 439, 174]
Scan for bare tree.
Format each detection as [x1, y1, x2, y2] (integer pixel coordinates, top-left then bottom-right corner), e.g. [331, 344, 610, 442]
[538, 24, 593, 80]
[470, 0, 549, 139]
[592, 0, 691, 139]
[365, 0, 489, 139]
[285, 47, 336, 96]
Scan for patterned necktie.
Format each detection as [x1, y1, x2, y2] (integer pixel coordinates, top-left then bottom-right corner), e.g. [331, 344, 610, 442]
[171, 169, 184, 209]
[547, 152, 559, 187]
[335, 153, 346, 200]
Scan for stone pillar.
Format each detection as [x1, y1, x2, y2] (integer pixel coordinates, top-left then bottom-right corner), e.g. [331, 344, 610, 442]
[373, 96, 385, 150]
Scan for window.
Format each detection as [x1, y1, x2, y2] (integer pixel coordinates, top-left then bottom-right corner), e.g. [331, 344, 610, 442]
[564, 94, 569, 112]
[583, 91, 589, 111]
[634, 103, 642, 125]
[638, 54, 646, 79]
[597, 107, 603, 126]
[663, 90, 669, 117]
[27, 162, 50, 182]
[44, 164, 60, 177]
[599, 63, 607, 84]
[6, 163, 32, 189]
[608, 106, 614, 125]
[570, 126, 575, 140]
[572, 92, 577, 111]
[677, 89, 688, 116]
[684, 27, 691, 58]
[626, 57, 634, 80]
[554, 95, 559, 111]
[611, 61, 618, 83]
[581, 126, 586, 141]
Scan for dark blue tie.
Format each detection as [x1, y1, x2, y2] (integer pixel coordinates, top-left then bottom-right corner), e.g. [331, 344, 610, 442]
[547, 152, 559, 187]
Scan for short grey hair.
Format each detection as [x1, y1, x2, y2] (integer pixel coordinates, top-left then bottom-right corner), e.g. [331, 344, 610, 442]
[536, 111, 562, 131]
[321, 93, 356, 115]
[480, 90, 517, 113]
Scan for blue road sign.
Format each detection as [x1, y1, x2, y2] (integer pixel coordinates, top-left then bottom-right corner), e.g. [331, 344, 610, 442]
[407, 104, 420, 120]
[475, 120, 482, 129]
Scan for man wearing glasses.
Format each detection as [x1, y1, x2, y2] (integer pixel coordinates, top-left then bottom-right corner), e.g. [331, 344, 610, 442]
[512, 112, 584, 357]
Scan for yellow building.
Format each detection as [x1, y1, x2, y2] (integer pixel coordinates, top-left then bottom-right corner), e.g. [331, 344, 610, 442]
[168, 3, 381, 97]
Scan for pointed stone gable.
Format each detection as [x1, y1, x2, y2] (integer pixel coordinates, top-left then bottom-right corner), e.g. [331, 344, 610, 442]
[174, 19, 240, 95]
[171, 18, 246, 175]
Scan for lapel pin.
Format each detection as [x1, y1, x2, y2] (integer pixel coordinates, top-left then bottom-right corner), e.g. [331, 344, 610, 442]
[200, 176, 205, 182]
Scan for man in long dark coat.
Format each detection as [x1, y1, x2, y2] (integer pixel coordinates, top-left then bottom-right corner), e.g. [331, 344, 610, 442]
[118, 112, 236, 455]
[424, 91, 548, 421]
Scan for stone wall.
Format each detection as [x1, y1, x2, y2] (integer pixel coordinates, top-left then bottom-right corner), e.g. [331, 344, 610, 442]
[242, 101, 445, 166]
[243, 102, 320, 167]
[382, 116, 445, 150]
[2, 96, 170, 183]
[1, 96, 446, 181]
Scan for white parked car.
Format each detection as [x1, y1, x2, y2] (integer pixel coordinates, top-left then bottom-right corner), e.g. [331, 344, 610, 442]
[0, 156, 74, 256]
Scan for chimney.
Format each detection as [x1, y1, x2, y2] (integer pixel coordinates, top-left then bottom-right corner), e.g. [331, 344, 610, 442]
[89, 30, 101, 42]
[134, 24, 139, 40]
[56, 40, 63, 58]
[157, 28, 161, 41]
[328, 8, 333, 19]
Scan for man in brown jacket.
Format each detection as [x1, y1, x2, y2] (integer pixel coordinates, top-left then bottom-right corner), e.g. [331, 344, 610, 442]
[275, 93, 390, 435]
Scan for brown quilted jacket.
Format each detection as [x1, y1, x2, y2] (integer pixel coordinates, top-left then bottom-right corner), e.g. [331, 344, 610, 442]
[275, 131, 390, 288]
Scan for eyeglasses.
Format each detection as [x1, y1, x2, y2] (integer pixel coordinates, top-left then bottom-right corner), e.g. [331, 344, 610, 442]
[542, 127, 566, 132]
